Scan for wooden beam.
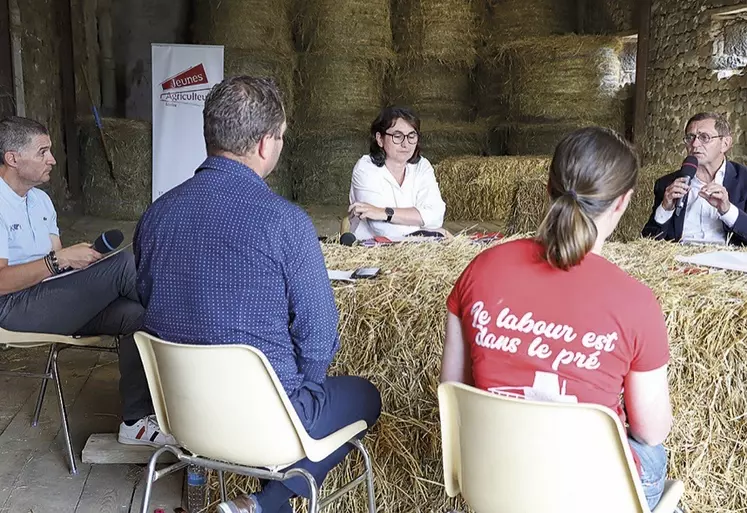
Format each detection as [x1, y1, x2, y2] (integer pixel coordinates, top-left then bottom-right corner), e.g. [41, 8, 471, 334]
[633, 0, 652, 147]
[0, 0, 14, 117]
[57, 0, 81, 199]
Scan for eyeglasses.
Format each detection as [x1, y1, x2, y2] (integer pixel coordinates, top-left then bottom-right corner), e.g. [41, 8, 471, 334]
[385, 131, 419, 144]
[683, 133, 725, 145]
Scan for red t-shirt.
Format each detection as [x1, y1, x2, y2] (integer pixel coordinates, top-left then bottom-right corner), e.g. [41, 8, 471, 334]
[447, 239, 670, 470]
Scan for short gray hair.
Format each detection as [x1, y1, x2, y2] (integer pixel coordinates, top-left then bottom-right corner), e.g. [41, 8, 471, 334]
[686, 112, 731, 137]
[203, 76, 285, 156]
[0, 117, 49, 165]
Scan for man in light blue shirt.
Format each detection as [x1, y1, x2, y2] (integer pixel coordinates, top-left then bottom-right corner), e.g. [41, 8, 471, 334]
[0, 117, 175, 453]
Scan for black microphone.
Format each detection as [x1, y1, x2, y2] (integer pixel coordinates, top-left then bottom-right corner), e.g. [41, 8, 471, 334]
[340, 232, 356, 247]
[675, 155, 698, 217]
[92, 229, 124, 254]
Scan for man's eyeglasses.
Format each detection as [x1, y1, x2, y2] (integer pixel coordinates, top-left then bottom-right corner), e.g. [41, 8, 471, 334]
[385, 131, 419, 144]
[683, 133, 725, 145]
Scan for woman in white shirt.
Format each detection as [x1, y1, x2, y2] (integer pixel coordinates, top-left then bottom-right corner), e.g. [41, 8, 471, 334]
[348, 106, 447, 240]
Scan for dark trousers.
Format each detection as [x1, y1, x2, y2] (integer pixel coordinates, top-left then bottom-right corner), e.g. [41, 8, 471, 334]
[257, 376, 382, 513]
[0, 251, 153, 422]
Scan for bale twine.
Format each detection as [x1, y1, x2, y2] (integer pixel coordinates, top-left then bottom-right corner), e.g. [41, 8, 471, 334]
[210, 237, 747, 513]
[297, 0, 394, 60]
[291, 130, 370, 205]
[296, 55, 385, 132]
[80, 117, 151, 221]
[509, 164, 673, 242]
[421, 122, 488, 165]
[192, 0, 294, 58]
[435, 155, 550, 222]
[224, 49, 297, 119]
[392, 0, 480, 66]
[387, 59, 475, 122]
[506, 119, 625, 155]
[502, 35, 628, 124]
[485, 0, 574, 44]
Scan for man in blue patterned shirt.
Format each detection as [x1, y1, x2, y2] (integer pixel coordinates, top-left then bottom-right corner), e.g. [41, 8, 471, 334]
[134, 76, 381, 513]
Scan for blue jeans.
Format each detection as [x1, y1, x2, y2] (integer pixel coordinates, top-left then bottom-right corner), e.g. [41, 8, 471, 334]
[256, 376, 382, 513]
[628, 437, 668, 510]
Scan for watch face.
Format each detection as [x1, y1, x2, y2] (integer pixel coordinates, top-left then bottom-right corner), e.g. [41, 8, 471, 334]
[386, 207, 394, 216]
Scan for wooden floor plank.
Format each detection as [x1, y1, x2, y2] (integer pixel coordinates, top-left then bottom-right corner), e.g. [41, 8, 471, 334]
[129, 467, 184, 513]
[0, 347, 49, 436]
[74, 464, 139, 513]
[82, 434, 177, 465]
[0, 448, 34, 509]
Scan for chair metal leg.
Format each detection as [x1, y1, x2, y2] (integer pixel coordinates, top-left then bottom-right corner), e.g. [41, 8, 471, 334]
[285, 468, 319, 513]
[350, 439, 376, 513]
[218, 469, 228, 502]
[52, 349, 77, 475]
[32, 344, 56, 427]
[140, 446, 169, 513]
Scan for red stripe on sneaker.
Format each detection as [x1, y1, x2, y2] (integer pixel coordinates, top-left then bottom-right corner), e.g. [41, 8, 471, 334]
[136, 426, 146, 439]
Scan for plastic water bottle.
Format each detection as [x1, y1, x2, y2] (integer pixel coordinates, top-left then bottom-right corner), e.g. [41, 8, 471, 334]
[185, 464, 207, 512]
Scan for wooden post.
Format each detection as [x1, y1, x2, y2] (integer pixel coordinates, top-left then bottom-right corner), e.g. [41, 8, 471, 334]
[58, 0, 81, 199]
[0, 0, 15, 117]
[633, 0, 652, 146]
[8, 0, 24, 117]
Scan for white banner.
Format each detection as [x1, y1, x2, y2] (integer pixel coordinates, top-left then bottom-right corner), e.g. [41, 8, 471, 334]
[151, 43, 224, 201]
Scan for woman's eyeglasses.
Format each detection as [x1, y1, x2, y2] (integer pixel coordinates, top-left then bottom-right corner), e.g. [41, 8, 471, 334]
[385, 131, 419, 144]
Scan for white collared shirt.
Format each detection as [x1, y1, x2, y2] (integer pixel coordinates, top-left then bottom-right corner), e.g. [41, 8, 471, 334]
[0, 178, 59, 265]
[348, 155, 446, 239]
[654, 159, 738, 244]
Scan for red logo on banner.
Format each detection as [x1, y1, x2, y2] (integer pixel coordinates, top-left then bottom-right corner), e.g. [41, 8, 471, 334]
[161, 64, 208, 91]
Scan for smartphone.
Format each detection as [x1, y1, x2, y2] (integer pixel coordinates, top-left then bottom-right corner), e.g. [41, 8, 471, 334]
[351, 267, 380, 280]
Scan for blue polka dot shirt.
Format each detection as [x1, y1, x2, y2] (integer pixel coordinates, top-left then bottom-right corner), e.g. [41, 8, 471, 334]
[134, 156, 340, 394]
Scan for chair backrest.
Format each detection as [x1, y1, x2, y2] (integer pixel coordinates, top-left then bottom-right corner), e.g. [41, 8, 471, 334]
[134, 332, 309, 468]
[438, 382, 650, 513]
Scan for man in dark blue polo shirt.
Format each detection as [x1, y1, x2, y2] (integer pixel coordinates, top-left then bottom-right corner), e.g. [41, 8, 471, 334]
[134, 76, 381, 513]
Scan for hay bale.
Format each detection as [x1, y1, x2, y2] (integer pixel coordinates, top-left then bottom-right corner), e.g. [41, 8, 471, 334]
[192, 0, 294, 58]
[421, 122, 488, 165]
[508, 164, 675, 242]
[582, 0, 637, 34]
[485, 0, 574, 43]
[387, 60, 475, 122]
[224, 48, 297, 119]
[502, 35, 629, 124]
[80, 117, 151, 220]
[506, 119, 625, 155]
[291, 130, 369, 205]
[296, 55, 385, 131]
[435, 156, 550, 222]
[297, 0, 394, 60]
[210, 237, 747, 513]
[474, 58, 511, 121]
[392, 0, 480, 66]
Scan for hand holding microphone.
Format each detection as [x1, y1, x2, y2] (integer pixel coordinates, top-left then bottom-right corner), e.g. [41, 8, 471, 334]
[56, 229, 125, 270]
[662, 156, 698, 215]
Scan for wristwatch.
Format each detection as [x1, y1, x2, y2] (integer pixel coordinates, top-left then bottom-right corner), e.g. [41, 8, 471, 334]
[385, 207, 394, 223]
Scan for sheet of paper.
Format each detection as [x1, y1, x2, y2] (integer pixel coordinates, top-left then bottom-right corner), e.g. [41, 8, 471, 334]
[675, 250, 747, 273]
[42, 244, 132, 282]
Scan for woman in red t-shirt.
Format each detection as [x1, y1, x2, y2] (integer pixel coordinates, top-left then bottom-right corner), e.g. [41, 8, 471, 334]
[440, 127, 673, 510]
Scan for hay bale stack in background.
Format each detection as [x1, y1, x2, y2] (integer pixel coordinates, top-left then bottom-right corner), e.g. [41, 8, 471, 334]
[79, 118, 152, 220]
[506, 119, 625, 155]
[503, 35, 633, 152]
[292, 0, 393, 205]
[422, 122, 489, 165]
[581, 0, 637, 34]
[212, 237, 747, 513]
[435, 156, 550, 223]
[192, 0, 294, 58]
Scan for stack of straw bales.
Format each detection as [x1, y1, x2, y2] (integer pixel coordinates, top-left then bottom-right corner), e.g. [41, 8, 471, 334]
[192, 0, 296, 198]
[435, 156, 551, 223]
[389, 0, 486, 163]
[79, 117, 152, 220]
[209, 237, 747, 513]
[293, 0, 393, 204]
[502, 35, 630, 154]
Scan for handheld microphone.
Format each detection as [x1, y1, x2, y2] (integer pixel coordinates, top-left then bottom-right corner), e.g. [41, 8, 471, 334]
[675, 155, 698, 217]
[340, 232, 356, 247]
[92, 229, 124, 254]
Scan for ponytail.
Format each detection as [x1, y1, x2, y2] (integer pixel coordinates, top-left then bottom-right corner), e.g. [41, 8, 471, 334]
[537, 194, 598, 270]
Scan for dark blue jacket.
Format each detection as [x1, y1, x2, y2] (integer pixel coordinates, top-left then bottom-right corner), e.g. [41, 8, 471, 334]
[641, 160, 747, 245]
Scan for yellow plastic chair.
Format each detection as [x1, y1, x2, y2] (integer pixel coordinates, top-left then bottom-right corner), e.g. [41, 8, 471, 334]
[0, 328, 116, 474]
[438, 381, 685, 513]
[133, 331, 376, 513]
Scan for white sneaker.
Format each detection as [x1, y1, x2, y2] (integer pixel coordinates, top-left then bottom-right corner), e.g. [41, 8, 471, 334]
[118, 415, 177, 447]
[215, 494, 259, 513]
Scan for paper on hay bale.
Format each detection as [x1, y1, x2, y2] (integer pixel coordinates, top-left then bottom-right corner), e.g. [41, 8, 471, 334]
[209, 237, 747, 513]
[435, 155, 551, 223]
